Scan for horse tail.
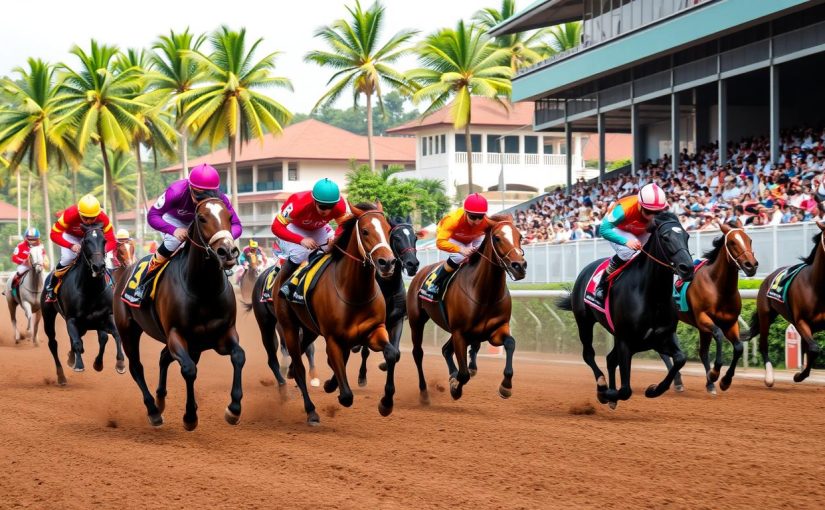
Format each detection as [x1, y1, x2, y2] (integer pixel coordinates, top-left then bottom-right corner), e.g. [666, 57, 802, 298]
[744, 309, 759, 342]
[556, 290, 573, 312]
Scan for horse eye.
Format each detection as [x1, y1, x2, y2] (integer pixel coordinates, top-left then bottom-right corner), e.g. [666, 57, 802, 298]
[198, 216, 207, 223]
[361, 229, 369, 235]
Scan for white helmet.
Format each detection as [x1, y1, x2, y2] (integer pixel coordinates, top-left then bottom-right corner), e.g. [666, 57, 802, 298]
[638, 183, 668, 211]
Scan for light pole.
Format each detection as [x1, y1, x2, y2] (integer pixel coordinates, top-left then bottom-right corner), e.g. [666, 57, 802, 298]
[497, 135, 505, 212]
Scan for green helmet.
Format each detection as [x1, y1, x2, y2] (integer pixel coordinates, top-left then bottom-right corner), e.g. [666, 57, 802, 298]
[311, 178, 340, 205]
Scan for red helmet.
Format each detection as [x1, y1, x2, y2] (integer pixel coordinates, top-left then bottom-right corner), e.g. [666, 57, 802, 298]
[463, 193, 488, 214]
[638, 183, 668, 211]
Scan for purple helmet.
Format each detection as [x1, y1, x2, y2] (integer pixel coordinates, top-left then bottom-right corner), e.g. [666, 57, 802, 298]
[188, 163, 221, 190]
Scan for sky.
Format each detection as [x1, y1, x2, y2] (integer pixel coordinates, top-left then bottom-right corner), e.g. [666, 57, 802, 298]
[0, 0, 499, 114]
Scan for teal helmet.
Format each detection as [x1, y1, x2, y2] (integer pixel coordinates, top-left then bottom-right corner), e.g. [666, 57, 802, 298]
[311, 178, 340, 205]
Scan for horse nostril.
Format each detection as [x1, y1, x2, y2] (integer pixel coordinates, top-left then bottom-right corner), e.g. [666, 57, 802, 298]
[217, 247, 228, 258]
[678, 263, 691, 273]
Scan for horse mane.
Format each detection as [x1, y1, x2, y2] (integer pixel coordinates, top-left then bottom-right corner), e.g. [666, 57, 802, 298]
[647, 211, 680, 232]
[702, 235, 725, 263]
[801, 231, 821, 264]
[331, 202, 379, 260]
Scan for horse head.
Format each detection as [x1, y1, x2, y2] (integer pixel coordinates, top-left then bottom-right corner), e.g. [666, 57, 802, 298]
[192, 198, 240, 270]
[248, 250, 259, 272]
[389, 218, 420, 277]
[647, 212, 693, 281]
[28, 244, 46, 275]
[348, 201, 396, 278]
[116, 239, 136, 267]
[80, 223, 107, 277]
[719, 220, 758, 277]
[486, 215, 527, 281]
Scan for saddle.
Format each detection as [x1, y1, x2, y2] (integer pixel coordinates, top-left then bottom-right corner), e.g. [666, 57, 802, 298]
[583, 256, 636, 332]
[44, 262, 76, 303]
[10, 269, 29, 299]
[418, 263, 459, 303]
[766, 263, 806, 304]
[672, 259, 708, 312]
[121, 254, 173, 307]
[280, 252, 333, 305]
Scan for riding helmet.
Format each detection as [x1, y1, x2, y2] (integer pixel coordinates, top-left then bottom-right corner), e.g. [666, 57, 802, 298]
[312, 178, 340, 205]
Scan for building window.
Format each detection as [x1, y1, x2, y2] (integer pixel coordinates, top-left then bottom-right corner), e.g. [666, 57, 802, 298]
[428, 136, 433, 155]
[559, 143, 567, 155]
[257, 164, 283, 191]
[487, 134, 502, 153]
[524, 136, 539, 154]
[434, 135, 439, 154]
[239, 203, 254, 217]
[237, 167, 253, 193]
[454, 134, 481, 152]
[440, 134, 446, 153]
[543, 141, 554, 155]
[287, 162, 298, 181]
[503, 136, 519, 154]
[421, 138, 427, 156]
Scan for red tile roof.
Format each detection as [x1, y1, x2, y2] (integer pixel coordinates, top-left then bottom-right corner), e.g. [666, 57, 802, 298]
[387, 97, 534, 134]
[161, 119, 415, 173]
[581, 134, 633, 162]
[0, 200, 23, 222]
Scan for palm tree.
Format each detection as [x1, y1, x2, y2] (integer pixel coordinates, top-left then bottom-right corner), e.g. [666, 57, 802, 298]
[80, 149, 137, 214]
[151, 28, 207, 178]
[0, 58, 82, 261]
[474, 0, 550, 70]
[542, 21, 582, 56]
[179, 26, 293, 207]
[116, 49, 178, 241]
[408, 21, 513, 194]
[305, 0, 417, 172]
[52, 40, 149, 229]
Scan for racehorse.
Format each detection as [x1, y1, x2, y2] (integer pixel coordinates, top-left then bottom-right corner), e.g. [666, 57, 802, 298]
[407, 215, 527, 403]
[751, 221, 825, 387]
[5, 244, 47, 345]
[113, 197, 243, 429]
[660, 221, 758, 394]
[239, 249, 261, 300]
[114, 238, 136, 269]
[275, 201, 397, 425]
[557, 212, 694, 408]
[41, 224, 126, 386]
[356, 219, 421, 386]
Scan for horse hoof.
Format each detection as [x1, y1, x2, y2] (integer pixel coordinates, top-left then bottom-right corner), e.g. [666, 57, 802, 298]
[323, 379, 337, 393]
[644, 384, 659, 398]
[469, 368, 478, 378]
[378, 399, 393, 417]
[115, 360, 126, 374]
[350, 345, 361, 354]
[148, 413, 164, 427]
[708, 369, 720, 383]
[378, 361, 388, 372]
[707, 385, 717, 396]
[765, 362, 775, 387]
[307, 411, 321, 426]
[93, 360, 103, 372]
[608, 401, 618, 410]
[793, 372, 806, 383]
[224, 407, 241, 426]
[310, 378, 320, 388]
[449, 378, 462, 400]
[674, 384, 685, 393]
[72, 366, 85, 373]
[719, 378, 732, 392]
[419, 390, 430, 406]
[156, 398, 166, 415]
[183, 418, 198, 431]
[67, 353, 75, 368]
[338, 394, 354, 408]
[498, 384, 512, 399]
[358, 377, 367, 388]
[596, 389, 609, 404]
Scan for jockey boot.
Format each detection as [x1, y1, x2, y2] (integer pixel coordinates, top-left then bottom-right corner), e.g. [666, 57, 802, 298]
[45, 264, 64, 302]
[278, 259, 301, 298]
[594, 255, 623, 303]
[146, 253, 166, 275]
[428, 259, 459, 298]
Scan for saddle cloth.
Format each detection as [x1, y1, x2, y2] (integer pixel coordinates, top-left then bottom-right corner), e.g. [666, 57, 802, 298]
[582, 255, 638, 332]
[258, 265, 280, 303]
[766, 263, 806, 304]
[418, 263, 459, 303]
[280, 253, 333, 305]
[121, 254, 172, 307]
[672, 259, 708, 313]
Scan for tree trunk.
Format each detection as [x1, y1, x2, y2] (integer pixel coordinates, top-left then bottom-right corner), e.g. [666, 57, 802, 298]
[465, 122, 473, 196]
[71, 168, 78, 203]
[230, 134, 238, 208]
[40, 169, 54, 265]
[26, 168, 32, 227]
[134, 144, 145, 241]
[179, 126, 189, 179]
[100, 142, 119, 230]
[367, 94, 375, 172]
[16, 169, 21, 237]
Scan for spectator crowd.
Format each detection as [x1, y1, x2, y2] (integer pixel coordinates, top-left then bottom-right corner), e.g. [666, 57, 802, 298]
[514, 126, 825, 244]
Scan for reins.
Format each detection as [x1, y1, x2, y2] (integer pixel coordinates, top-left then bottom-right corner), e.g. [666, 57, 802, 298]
[474, 221, 524, 281]
[333, 211, 392, 268]
[723, 228, 755, 272]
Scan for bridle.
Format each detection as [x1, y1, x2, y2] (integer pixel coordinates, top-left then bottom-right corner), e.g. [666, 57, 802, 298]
[475, 221, 525, 280]
[390, 223, 417, 257]
[185, 197, 234, 262]
[641, 219, 691, 271]
[334, 211, 392, 268]
[80, 227, 106, 278]
[723, 228, 755, 272]
[25, 246, 44, 294]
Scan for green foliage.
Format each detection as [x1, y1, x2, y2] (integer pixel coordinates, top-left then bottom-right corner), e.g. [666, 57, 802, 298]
[607, 158, 632, 171]
[345, 163, 449, 225]
[473, 0, 551, 70]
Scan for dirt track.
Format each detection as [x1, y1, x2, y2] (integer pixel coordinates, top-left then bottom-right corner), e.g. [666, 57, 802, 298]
[2, 298, 825, 509]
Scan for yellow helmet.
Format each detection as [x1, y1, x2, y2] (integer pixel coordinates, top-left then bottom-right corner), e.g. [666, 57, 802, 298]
[249, 239, 258, 248]
[116, 228, 131, 240]
[78, 194, 101, 218]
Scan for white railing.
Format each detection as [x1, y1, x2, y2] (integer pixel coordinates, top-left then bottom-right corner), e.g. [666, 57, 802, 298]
[454, 152, 484, 164]
[524, 154, 541, 165]
[543, 154, 568, 166]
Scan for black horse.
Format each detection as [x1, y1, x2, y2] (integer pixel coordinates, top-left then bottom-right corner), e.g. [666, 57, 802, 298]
[557, 212, 694, 408]
[356, 219, 421, 386]
[41, 224, 125, 385]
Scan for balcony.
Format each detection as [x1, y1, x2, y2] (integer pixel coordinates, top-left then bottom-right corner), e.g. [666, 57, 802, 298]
[237, 183, 253, 193]
[256, 180, 283, 192]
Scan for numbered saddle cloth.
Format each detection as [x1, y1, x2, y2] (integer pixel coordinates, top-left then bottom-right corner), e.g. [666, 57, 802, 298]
[258, 265, 280, 303]
[672, 259, 708, 313]
[280, 253, 333, 305]
[418, 264, 459, 303]
[121, 254, 172, 307]
[766, 263, 806, 304]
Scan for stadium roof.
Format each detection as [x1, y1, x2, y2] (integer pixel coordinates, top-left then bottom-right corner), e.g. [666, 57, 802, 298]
[489, 0, 582, 36]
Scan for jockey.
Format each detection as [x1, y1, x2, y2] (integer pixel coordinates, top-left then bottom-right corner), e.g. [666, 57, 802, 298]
[115, 228, 131, 242]
[10, 228, 45, 289]
[45, 194, 116, 301]
[146, 163, 242, 275]
[594, 182, 669, 301]
[271, 178, 347, 294]
[426, 193, 489, 295]
[240, 239, 267, 269]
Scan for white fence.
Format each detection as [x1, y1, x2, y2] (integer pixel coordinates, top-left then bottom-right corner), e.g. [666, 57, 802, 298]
[417, 223, 820, 284]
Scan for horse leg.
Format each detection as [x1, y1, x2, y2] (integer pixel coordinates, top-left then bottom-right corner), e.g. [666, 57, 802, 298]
[441, 339, 458, 379]
[217, 328, 245, 425]
[32, 310, 41, 347]
[260, 317, 287, 387]
[325, 338, 353, 407]
[611, 340, 635, 406]
[468, 341, 480, 377]
[93, 329, 108, 372]
[107, 314, 126, 374]
[155, 347, 174, 414]
[409, 311, 430, 404]
[122, 321, 162, 426]
[8, 300, 20, 343]
[792, 321, 819, 383]
[645, 333, 686, 398]
[698, 331, 716, 395]
[66, 319, 86, 372]
[448, 332, 471, 401]
[305, 341, 320, 388]
[368, 326, 399, 417]
[720, 323, 742, 391]
[22, 301, 33, 340]
[490, 327, 515, 399]
[758, 303, 778, 387]
[578, 315, 608, 403]
[658, 352, 684, 392]
[43, 304, 66, 386]
[358, 343, 370, 387]
[168, 329, 199, 431]
[280, 322, 319, 425]
[379, 320, 403, 372]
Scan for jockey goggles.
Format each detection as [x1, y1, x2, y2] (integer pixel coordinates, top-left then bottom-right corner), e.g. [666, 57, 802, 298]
[316, 201, 336, 211]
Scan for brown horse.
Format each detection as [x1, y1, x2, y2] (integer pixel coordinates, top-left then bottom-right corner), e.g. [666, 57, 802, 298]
[751, 221, 825, 387]
[239, 249, 260, 300]
[407, 215, 527, 403]
[114, 239, 136, 269]
[662, 221, 758, 394]
[274, 201, 396, 425]
[113, 197, 242, 429]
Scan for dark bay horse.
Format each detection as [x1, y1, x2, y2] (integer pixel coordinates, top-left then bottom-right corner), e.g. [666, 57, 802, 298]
[113, 198, 242, 429]
[275, 202, 397, 425]
[407, 215, 527, 403]
[751, 221, 825, 387]
[356, 219, 421, 386]
[557, 212, 694, 408]
[661, 221, 758, 394]
[41, 224, 125, 385]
